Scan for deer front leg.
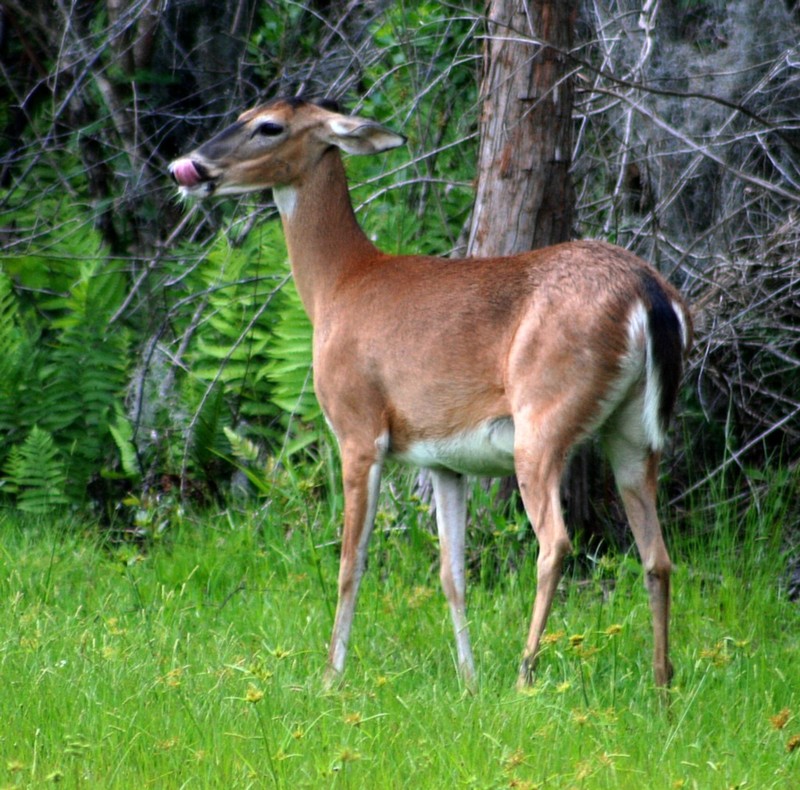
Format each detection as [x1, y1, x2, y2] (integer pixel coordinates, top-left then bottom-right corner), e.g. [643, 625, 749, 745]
[431, 469, 476, 689]
[324, 438, 385, 687]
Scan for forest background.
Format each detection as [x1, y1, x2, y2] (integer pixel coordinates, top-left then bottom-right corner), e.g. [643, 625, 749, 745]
[1, 0, 798, 564]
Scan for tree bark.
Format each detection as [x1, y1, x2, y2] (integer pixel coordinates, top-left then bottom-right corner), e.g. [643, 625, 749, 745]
[468, 0, 575, 258]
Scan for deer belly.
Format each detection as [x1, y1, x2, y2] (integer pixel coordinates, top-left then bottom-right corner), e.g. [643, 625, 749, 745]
[393, 418, 515, 477]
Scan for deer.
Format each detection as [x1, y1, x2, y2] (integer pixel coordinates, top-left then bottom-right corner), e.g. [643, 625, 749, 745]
[169, 97, 692, 691]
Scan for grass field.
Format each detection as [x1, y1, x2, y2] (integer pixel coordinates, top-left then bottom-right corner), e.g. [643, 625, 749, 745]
[0, 469, 798, 788]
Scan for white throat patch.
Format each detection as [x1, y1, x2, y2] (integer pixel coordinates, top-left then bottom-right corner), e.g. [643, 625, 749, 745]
[272, 185, 298, 218]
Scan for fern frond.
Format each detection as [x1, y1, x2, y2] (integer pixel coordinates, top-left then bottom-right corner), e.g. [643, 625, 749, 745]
[191, 384, 230, 473]
[265, 282, 320, 424]
[109, 410, 142, 480]
[3, 426, 69, 514]
[223, 426, 261, 463]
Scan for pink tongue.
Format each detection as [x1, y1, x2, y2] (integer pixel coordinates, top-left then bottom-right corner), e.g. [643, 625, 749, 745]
[172, 159, 201, 187]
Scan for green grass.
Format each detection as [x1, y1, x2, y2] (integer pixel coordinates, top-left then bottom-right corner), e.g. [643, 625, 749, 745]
[0, 471, 798, 789]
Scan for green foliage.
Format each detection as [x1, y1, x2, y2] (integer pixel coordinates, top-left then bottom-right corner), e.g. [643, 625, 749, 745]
[356, 4, 479, 254]
[0, 273, 39, 449]
[175, 222, 313, 474]
[38, 262, 131, 497]
[2, 427, 69, 513]
[265, 280, 320, 444]
[0, 199, 132, 509]
[188, 228, 283, 429]
[109, 410, 141, 481]
[189, 384, 229, 476]
[0, 1, 483, 510]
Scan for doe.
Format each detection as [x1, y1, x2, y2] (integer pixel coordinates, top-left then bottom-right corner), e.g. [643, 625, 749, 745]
[170, 97, 692, 690]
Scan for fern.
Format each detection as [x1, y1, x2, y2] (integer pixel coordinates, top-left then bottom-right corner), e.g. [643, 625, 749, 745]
[3, 426, 69, 513]
[223, 426, 261, 464]
[22, 260, 131, 499]
[0, 187, 135, 505]
[0, 273, 39, 457]
[265, 280, 322, 453]
[187, 225, 289, 445]
[190, 383, 230, 478]
[109, 410, 141, 481]
[221, 426, 272, 496]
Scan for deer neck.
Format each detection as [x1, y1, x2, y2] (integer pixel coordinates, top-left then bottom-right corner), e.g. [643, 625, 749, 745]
[273, 148, 380, 325]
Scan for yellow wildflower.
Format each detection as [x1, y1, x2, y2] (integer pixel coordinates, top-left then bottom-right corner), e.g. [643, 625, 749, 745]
[770, 708, 791, 730]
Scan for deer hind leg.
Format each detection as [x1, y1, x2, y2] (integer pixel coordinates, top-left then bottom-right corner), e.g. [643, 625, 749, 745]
[430, 469, 475, 688]
[324, 437, 386, 687]
[604, 430, 673, 688]
[514, 422, 573, 689]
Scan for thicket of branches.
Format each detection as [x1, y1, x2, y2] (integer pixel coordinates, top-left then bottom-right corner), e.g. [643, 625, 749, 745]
[573, 1, 800, 491]
[1, 0, 798, 527]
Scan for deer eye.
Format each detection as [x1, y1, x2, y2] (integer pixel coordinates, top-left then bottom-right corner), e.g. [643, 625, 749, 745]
[254, 121, 284, 138]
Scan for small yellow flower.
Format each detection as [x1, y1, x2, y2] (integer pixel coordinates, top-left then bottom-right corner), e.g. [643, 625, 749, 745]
[375, 675, 388, 687]
[338, 748, 361, 763]
[504, 749, 527, 770]
[248, 663, 274, 682]
[344, 712, 362, 726]
[270, 647, 291, 660]
[245, 685, 264, 704]
[555, 681, 571, 693]
[604, 624, 623, 636]
[787, 734, 800, 753]
[541, 630, 565, 646]
[770, 708, 791, 730]
[571, 709, 591, 726]
[700, 642, 731, 667]
[163, 667, 183, 688]
[105, 617, 127, 636]
[569, 633, 584, 647]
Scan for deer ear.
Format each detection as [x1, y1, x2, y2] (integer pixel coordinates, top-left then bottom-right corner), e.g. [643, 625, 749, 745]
[324, 116, 406, 155]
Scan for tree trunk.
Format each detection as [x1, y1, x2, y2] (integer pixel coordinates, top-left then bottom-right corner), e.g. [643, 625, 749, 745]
[470, 0, 604, 542]
[468, 0, 575, 258]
